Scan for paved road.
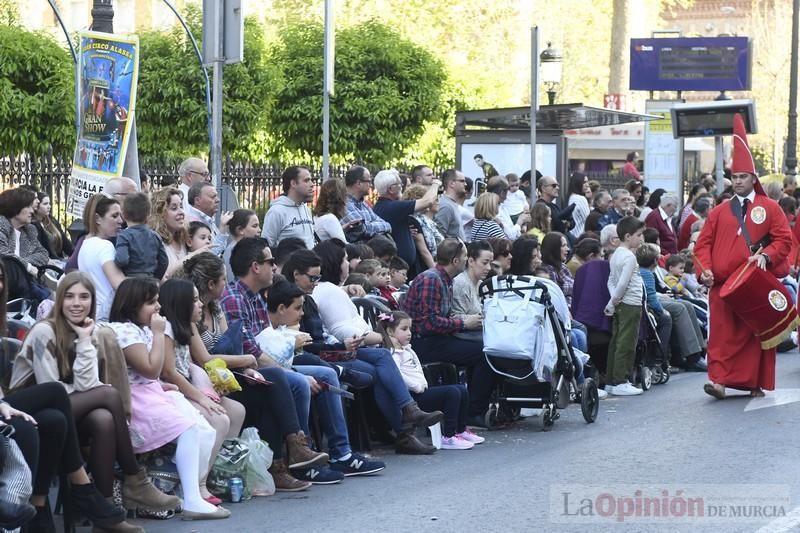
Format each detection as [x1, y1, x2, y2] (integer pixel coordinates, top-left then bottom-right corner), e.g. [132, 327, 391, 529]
[105, 351, 800, 533]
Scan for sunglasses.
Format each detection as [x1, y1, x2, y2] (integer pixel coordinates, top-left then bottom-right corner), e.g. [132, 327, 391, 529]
[257, 257, 276, 266]
[305, 273, 322, 283]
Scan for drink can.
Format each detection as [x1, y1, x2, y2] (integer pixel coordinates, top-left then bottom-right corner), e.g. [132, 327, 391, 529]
[228, 477, 243, 503]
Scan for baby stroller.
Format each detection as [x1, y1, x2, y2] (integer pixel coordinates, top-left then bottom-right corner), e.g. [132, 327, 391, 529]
[478, 275, 599, 431]
[633, 306, 670, 390]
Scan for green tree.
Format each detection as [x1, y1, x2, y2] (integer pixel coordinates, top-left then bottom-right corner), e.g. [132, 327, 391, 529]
[136, 8, 277, 158]
[266, 19, 446, 165]
[0, 24, 74, 154]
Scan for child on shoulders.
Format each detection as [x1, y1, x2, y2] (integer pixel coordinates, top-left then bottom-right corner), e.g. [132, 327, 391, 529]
[114, 192, 168, 279]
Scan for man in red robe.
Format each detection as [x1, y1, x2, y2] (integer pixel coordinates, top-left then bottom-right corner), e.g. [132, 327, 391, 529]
[694, 114, 793, 399]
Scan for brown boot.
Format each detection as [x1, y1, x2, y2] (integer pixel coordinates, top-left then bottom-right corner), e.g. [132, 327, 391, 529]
[401, 401, 444, 429]
[123, 468, 181, 513]
[269, 458, 311, 492]
[286, 431, 329, 469]
[395, 430, 436, 455]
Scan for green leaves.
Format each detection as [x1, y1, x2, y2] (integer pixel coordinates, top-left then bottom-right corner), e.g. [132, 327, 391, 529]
[0, 25, 75, 154]
[265, 19, 446, 166]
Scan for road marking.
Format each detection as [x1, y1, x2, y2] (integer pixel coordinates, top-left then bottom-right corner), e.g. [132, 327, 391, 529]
[755, 505, 800, 533]
[744, 389, 800, 412]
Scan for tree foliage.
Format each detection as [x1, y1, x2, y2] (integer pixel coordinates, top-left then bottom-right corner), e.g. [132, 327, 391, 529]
[0, 23, 75, 154]
[136, 7, 276, 158]
[265, 20, 446, 165]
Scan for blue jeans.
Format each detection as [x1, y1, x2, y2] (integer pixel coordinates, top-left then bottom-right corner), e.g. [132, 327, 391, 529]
[339, 347, 414, 433]
[292, 365, 351, 460]
[211, 319, 244, 354]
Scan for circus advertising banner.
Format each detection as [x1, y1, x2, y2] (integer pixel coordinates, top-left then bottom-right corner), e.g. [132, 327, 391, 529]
[67, 31, 139, 217]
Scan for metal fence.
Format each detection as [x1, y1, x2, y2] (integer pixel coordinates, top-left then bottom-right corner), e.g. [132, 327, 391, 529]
[0, 151, 429, 228]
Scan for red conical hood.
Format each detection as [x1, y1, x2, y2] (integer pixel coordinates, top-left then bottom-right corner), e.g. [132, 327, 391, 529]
[731, 113, 764, 195]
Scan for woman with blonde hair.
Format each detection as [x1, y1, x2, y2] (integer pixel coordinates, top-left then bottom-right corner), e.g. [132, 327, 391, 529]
[150, 187, 210, 280]
[470, 192, 506, 241]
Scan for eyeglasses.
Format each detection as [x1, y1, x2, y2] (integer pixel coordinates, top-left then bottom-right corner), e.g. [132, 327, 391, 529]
[304, 273, 322, 283]
[256, 257, 275, 266]
[190, 169, 210, 178]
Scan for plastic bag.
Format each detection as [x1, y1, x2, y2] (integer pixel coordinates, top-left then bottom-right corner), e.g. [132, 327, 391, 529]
[204, 358, 241, 395]
[240, 427, 275, 497]
[208, 439, 251, 501]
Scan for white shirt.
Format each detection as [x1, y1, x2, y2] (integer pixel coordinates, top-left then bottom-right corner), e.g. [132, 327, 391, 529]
[658, 206, 674, 233]
[607, 246, 644, 307]
[496, 204, 521, 240]
[735, 190, 756, 205]
[314, 213, 346, 242]
[501, 189, 528, 216]
[311, 282, 371, 341]
[13, 228, 20, 256]
[568, 194, 590, 239]
[78, 236, 116, 321]
[179, 183, 190, 212]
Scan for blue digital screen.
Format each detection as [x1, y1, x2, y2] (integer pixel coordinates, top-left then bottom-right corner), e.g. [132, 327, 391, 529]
[630, 37, 750, 91]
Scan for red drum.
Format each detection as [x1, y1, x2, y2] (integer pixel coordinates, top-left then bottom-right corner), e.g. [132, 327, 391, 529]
[720, 261, 800, 349]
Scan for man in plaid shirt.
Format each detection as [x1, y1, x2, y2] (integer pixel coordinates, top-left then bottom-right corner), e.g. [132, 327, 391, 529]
[403, 238, 496, 428]
[340, 166, 392, 239]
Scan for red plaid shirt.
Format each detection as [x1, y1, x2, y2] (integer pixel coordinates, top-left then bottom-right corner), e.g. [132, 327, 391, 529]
[402, 265, 464, 336]
[220, 279, 271, 358]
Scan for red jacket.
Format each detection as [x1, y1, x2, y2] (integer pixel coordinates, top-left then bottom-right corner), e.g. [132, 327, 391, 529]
[645, 208, 678, 255]
[678, 212, 698, 251]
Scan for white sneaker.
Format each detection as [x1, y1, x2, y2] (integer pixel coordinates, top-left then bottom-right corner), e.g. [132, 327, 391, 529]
[597, 388, 608, 400]
[609, 382, 643, 396]
[441, 436, 474, 450]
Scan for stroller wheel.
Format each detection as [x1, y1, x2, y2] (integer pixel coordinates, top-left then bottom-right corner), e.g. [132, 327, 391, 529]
[580, 378, 599, 423]
[660, 367, 671, 384]
[541, 404, 556, 431]
[641, 367, 652, 391]
[485, 406, 499, 429]
[652, 367, 663, 384]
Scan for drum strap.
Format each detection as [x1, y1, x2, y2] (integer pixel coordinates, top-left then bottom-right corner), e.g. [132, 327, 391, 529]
[729, 199, 771, 253]
[729, 199, 754, 249]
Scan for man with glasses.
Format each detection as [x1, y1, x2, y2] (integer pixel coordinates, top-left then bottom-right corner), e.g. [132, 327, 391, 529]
[598, 189, 632, 230]
[177, 157, 210, 212]
[372, 168, 440, 274]
[220, 238, 385, 482]
[340, 166, 391, 242]
[434, 169, 468, 241]
[536, 176, 575, 236]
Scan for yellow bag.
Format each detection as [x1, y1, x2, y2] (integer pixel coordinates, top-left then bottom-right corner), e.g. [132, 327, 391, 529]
[204, 358, 242, 394]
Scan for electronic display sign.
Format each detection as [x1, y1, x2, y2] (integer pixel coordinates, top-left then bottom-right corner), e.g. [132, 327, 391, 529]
[630, 37, 751, 92]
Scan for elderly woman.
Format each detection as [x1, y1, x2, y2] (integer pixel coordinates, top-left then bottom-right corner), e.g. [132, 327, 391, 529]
[470, 192, 506, 241]
[0, 187, 51, 301]
[33, 191, 73, 261]
[644, 192, 679, 255]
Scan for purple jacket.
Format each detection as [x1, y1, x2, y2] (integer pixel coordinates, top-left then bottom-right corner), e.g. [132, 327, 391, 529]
[571, 259, 612, 333]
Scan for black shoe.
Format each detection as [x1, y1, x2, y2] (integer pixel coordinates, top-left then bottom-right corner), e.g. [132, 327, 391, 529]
[70, 483, 126, 527]
[22, 503, 55, 533]
[685, 354, 708, 372]
[329, 453, 386, 477]
[395, 431, 435, 455]
[0, 498, 37, 530]
[337, 366, 373, 390]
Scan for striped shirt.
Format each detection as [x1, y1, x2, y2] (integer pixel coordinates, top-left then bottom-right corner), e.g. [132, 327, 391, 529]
[470, 219, 506, 241]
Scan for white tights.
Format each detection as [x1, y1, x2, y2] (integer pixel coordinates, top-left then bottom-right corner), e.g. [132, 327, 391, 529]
[175, 423, 216, 513]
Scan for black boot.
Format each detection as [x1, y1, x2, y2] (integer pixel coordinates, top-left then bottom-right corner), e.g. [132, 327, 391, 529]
[70, 483, 126, 528]
[400, 401, 444, 429]
[22, 503, 55, 533]
[395, 431, 435, 455]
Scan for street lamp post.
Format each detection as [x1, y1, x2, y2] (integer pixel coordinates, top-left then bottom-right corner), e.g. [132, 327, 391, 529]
[540, 42, 562, 106]
[91, 0, 114, 32]
[786, 0, 800, 178]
